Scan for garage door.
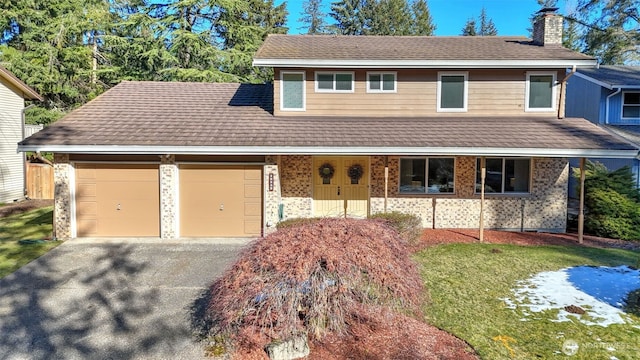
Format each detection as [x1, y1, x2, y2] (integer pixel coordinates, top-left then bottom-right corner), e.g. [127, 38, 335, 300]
[180, 165, 262, 237]
[75, 164, 160, 237]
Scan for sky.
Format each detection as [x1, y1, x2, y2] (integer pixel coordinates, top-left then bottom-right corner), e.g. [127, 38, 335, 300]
[276, 0, 573, 37]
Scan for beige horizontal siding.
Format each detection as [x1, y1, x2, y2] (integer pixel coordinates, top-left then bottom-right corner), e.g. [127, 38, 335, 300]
[274, 68, 563, 117]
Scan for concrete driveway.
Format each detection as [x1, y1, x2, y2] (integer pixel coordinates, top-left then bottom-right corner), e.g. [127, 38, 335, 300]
[0, 238, 247, 360]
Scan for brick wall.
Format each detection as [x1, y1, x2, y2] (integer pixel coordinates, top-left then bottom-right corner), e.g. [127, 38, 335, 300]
[277, 155, 568, 232]
[278, 155, 313, 220]
[369, 156, 568, 232]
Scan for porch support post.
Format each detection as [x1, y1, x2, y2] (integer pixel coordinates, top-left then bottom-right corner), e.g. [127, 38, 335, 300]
[479, 157, 486, 242]
[578, 157, 586, 244]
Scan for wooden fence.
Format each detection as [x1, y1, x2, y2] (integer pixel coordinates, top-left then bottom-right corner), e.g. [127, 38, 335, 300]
[27, 162, 54, 199]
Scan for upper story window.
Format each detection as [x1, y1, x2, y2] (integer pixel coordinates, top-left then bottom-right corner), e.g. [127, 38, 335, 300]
[437, 72, 468, 112]
[367, 72, 396, 93]
[476, 158, 531, 194]
[526, 72, 556, 111]
[281, 71, 305, 111]
[399, 157, 455, 194]
[622, 92, 640, 119]
[315, 72, 354, 92]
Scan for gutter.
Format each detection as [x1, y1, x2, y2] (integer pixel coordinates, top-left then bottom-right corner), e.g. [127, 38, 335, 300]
[15, 144, 640, 159]
[252, 59, 597, 69]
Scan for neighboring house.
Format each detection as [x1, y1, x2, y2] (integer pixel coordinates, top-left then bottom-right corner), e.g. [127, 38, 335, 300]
[566, 66, 640, 194]
[18, 10, 639, 239]
[0, 65, 42, 203]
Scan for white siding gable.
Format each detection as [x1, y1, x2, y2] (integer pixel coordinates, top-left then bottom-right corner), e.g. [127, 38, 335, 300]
[0, 78, 26, 203]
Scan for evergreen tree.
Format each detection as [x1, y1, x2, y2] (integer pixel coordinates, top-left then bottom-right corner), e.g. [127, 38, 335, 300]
[367, 0, 412, 35]
[478, 7, 498, 35]
[411, 0, 436, 36]
[218, 0, 288, 82]
[332, 0, 436, 36]
[0, 0, 113, 124]
[300, 0, 328, 34]
[563, 16, 582, 52]
[461, 7, 497, 36]
[461, 18, 477, 36]
[330, 0, 368, 35]
[575, 0, 639, 64]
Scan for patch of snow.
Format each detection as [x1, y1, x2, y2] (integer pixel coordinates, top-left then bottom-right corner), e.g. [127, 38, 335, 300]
[568, 266, 640, 308]
[501, 266, 640, 327]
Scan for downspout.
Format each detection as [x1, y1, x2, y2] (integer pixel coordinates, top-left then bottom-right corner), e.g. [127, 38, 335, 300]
[558, 65, 576, 119]
[604, 88, 622, 125]
[21, 104, 36, 198]
[384, 156, 388, 213]
[479, 157, 486, 242]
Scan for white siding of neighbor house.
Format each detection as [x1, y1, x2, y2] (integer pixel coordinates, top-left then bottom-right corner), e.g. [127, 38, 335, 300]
[0, 77, 26, 203]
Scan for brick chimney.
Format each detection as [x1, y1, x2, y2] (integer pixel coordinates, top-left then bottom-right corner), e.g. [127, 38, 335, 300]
[532, 7, 563, 46]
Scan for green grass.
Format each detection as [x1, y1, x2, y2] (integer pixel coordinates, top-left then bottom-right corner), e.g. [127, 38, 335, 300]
[415, 244, 640, 360]
[0, 206, 59, 278]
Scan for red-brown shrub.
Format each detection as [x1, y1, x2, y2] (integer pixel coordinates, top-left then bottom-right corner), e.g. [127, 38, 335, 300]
[205, 218, 423, 352]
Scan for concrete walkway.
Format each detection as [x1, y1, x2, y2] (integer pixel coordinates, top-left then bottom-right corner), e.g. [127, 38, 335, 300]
[0, 238, 248, 360]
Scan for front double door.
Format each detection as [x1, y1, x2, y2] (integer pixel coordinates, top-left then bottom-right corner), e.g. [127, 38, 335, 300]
[313, 156, 369, 218]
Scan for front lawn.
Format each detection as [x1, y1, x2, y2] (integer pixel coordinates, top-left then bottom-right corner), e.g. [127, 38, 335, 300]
[416, 243, 640, 360]
[0, 206, 59, 278]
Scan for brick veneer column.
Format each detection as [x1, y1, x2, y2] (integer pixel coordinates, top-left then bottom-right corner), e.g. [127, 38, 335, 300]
[53, 153, 72, 240]
[264, 156, 281, 235]
[159, 155, 178, 239]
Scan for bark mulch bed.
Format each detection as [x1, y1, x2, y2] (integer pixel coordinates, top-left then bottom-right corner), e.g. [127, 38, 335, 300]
[412, 229, 640, 252]
[310, 307, 478, 360]
[0, 199, 53, 218]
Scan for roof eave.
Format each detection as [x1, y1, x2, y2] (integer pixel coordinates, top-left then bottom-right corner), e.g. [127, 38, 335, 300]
[574, 71, 640, 90]
[16, 144, 638, 159]
[0, 66, 43, 101]
[252, 59, 598, 69]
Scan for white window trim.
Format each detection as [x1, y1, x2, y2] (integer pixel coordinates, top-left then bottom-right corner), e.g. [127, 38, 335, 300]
[621, 91, 640, 120]
[525, 71, 557, 112]
[398, 157, 456, 194]
[437, 72, 468, 112]
[475, 157, 532, 195]
[366, 71, 397, 93]
[280, 71, 306, 111]
[314, 71, 355, 93]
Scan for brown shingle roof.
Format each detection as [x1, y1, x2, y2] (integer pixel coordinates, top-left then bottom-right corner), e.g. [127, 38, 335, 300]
[254, 34, 594, 62]
[20, 81, 636, 156]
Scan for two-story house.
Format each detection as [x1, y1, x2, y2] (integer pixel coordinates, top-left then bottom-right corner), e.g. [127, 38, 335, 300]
[0, 65, 42, 203]
[566, 65, 640, 192]
[18, 10, 638, 239]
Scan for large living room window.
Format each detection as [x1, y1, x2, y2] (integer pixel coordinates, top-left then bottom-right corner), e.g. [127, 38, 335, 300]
[622, 92, 640, 119]
[281, 71, 305, 111]
[476, 158, 531, 194]
[437, 72, 468, 112]
[399, 157, 455, 194]
[526, 72, 556, 111]
[315, 72, 354, 92]
[367, 72, 396, 92]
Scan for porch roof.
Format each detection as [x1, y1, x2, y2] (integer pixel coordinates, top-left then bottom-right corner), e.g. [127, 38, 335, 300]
[19, 81, 638, 159]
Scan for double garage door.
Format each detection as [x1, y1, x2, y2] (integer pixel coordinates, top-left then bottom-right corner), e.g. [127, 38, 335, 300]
[75, 164, 262, 237]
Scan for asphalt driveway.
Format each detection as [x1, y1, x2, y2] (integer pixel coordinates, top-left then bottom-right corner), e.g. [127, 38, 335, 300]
[0, 238, 247, 360]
